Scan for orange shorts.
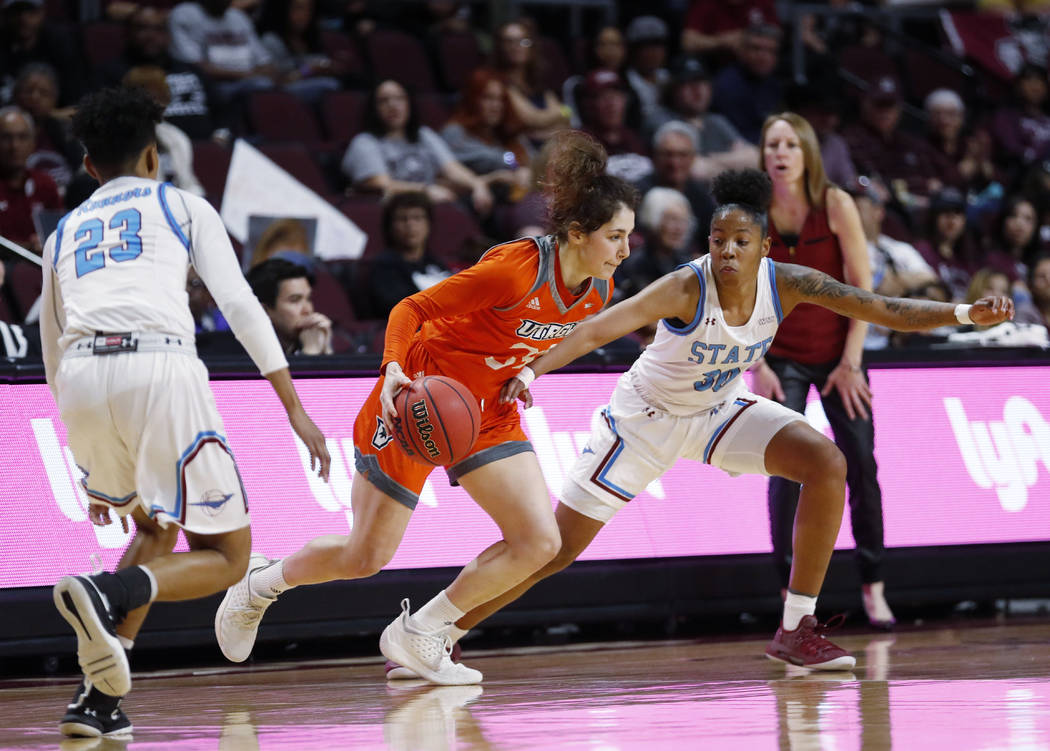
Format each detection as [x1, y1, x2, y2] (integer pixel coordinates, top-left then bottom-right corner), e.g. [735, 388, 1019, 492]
[352, 341, 532, 509]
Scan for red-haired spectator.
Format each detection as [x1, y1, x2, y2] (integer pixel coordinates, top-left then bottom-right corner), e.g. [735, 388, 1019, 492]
[441, 69, 534, 203]
[0, 106, 61, 255]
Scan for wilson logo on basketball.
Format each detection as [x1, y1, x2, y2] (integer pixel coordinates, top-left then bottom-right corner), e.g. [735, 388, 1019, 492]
[516, 319, 578, 341]
[410, 399, 442, 459]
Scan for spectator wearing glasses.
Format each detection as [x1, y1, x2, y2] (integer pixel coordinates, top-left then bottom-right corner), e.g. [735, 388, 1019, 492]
[490, 20, 570, 141]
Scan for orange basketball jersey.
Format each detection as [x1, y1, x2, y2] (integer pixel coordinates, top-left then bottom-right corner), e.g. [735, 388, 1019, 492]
[382, 235, 612, 409]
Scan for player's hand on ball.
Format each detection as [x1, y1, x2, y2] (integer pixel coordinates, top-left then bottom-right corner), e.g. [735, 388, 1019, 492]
[970, 296, 1014, 326]
[380, 362, 413, 426]
[291, 409, 331, 482]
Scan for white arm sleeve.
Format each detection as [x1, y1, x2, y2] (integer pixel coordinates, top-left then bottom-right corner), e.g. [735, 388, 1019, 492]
[172, 189, 289, 375]
[40, 234, 63, 398]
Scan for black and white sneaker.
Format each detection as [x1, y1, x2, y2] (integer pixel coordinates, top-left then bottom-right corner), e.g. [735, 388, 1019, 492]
[53, 576, 131, 696]
[59, 679, 133, 738]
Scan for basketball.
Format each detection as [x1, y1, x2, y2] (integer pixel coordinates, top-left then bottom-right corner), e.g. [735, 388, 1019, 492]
[392, 376, 481, 466]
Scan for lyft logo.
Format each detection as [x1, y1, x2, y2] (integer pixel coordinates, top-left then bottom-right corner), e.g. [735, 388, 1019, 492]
[944, 397, 1050, 511]
[30, 418, 128, 549]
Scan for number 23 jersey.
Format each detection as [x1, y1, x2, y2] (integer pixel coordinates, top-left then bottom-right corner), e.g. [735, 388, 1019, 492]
[630, 254, 785, 415]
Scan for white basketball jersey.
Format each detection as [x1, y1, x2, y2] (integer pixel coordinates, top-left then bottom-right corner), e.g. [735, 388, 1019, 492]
[629, 254, 784, 414]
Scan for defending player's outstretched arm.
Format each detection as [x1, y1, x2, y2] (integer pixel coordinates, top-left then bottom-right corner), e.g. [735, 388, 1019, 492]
[775, 262, 1015, 331]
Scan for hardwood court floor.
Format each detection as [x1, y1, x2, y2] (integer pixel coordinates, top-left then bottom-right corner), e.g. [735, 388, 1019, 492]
[1, 620, 1049, 751]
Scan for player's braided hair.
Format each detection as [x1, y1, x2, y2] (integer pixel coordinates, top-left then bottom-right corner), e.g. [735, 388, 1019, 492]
[710, 169, 773, 237]
[541, 130, 638, 238]
[72, 86, 163, 173]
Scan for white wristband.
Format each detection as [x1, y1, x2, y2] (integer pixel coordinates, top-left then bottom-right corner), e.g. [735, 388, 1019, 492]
[516, 366, 536, 388]
[954, 304, 974, 325]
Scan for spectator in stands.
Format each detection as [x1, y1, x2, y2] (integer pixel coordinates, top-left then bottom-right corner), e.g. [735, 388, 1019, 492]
[623, 16, 671, 125]
[924, 88, 998, 195]
[634, 120, 715, 245]
[843, 76, 940, 206]
[915, 187, 984, 301]
[0, 0, 82, 106]
[646, 56, 758, 181]
[989, 63, 1050, 178]
[1030, 253, 1050, 328]
[786, 84, 857, 188]
[11, 63, 80, 195]
[366, 191, 450, 318]
[490, 20, 570, 141]
[0, 105, 61, 254]
[578, 70, 651, 183]
[123, 66, 206, 196]
[851, 176, 937, 301]
[984, 195, 1045, 308]
[98, 7, 215, 140]
[258, 0, 345, 103]
[967, 266, 1047, 331]
[441, 68, 534, 205]
[562, 26, 628, 128]
[681, 0, 779, 58]
[187, 268, 230, 334]
[614, 186, 697, 303]
[246, 257, 333, 355]
[342, 79, 493, 215]
[710, 24, 783, 144]
[169, 0, 279, 125]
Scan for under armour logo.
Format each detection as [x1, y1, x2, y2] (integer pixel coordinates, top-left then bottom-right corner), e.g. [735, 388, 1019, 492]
[705, 317, 716, 326]
[526, 297, 542, 310]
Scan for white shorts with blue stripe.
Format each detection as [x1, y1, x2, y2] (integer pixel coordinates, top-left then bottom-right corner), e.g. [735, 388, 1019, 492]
[561, 375, 804, 523]
[57, 341, 249, 535]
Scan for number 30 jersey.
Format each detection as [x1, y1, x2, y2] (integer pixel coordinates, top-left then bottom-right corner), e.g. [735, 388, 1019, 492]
[630, 254, 785, 415]
[382, 235, 612, 406]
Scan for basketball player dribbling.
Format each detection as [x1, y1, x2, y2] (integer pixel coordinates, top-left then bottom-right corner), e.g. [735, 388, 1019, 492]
[41, 87, 331, 738]
[216, 131, 640, 684]
[447, 169, 1014, 671]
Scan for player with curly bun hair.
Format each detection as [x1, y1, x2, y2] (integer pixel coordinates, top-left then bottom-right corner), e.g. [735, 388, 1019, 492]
[217, 130, 640, 684]
[488, 168, 1014, 670]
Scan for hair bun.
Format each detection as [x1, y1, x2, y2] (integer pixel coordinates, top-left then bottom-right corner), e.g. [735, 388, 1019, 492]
[711, 169, 773, 212]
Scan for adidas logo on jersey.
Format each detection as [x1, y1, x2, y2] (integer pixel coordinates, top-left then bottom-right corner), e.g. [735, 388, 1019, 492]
[526, 297, 542, 310]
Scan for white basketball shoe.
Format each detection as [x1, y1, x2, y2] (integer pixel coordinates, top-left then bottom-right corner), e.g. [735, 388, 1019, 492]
[215, 553, 276, 662]
[380, 600, 482, 686]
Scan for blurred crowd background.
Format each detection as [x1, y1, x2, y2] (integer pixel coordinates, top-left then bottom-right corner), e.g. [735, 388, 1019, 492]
[2, 0, 1050, 358]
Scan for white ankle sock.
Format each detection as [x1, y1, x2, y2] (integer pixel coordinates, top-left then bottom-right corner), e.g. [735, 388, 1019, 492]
[783, 591, 817, 630]
[411, 590, 465, 633]
[447, 625, 469, 644]
[250, 560, 292, 599]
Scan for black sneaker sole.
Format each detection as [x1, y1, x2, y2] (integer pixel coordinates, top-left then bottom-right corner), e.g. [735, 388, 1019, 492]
[52, 576, 131, 697]
[59, 719, 134, 738]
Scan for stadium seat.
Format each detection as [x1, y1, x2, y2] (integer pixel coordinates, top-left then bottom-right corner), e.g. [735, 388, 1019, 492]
[311, 264, 357, 330]
[837, 44, 900, 97]
[191, 140, 232, 207]
[257, 143, 334, 198]
[8, 261, 42, 320]
[415, 92, 452, 131]
[436, 31, 484, 92]
[430, 202, 481, 268]
[362, 28, 437, 92]
[247, 90, 323, 144]
[319, 30, 366, 81]
[81, 22, 125, 70]
[339, 198, 384, 258]
[321, 90, 367, 143]
[902, 48, 974, 103]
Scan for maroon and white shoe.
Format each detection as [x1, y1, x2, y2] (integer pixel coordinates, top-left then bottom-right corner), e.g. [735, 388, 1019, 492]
[386, 641, 462, 681]
[765, 614, 856, 671]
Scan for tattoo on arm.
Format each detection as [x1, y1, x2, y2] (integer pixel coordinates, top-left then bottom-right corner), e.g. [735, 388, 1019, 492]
[779, 264, 954, 330]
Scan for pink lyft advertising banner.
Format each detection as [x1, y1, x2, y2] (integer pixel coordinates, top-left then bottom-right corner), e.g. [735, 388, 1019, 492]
[2, 366, 1049, 589]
